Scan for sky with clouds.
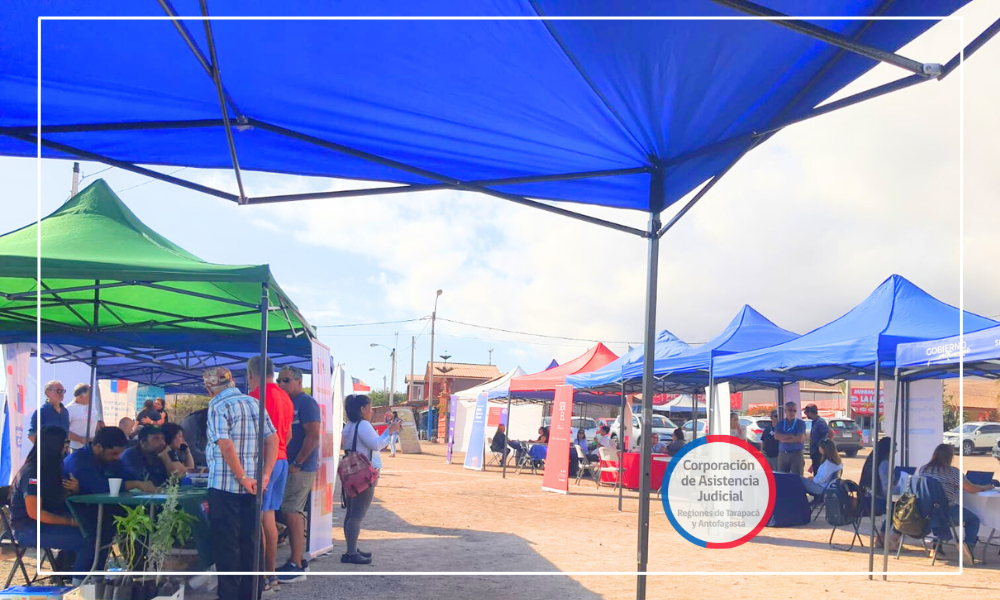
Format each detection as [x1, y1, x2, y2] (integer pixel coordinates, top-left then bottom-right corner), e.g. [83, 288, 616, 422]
[2, 4, 998, 394]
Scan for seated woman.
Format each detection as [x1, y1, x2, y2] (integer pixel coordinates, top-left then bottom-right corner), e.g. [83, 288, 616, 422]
[161, 422, 196, 471]
[9, 426, 88, 574]
[665, 428, 686, 456]
[574, 429, 590, 454]
[799, 438, 842, 502]
[916, 443, 994, 564]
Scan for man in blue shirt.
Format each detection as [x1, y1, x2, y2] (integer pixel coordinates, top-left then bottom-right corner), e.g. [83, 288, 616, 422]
[276, 366, 322, 581]
[803, 404, 832, 475]
[63, 427, 156, 573]
[121, 425, 188, 487]
[28, 380, 71, 443]
[773, 401, 806, 476]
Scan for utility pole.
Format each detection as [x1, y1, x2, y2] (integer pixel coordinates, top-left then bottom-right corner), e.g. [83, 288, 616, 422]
[408, 336, 416, 404]
[488, 347, 494, 365]
[71, 162, 80, 196]
[426, 290, 443, 441]
[389, 332, 398, 407]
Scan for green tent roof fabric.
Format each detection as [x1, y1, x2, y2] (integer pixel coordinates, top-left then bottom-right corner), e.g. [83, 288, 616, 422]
[0, 179, 314, 349]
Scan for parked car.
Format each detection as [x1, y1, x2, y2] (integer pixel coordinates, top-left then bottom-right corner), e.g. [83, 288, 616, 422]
[595, 417, 616, 432]
[542, 416, 599, 444]
[828, 418, 863, 457]
[681, 419, 708, 439]
[744, 417, 769, 449]
[943, 422, 1000, 455]
[610, 413, 677, 451]
[994, 437, 1000, 464]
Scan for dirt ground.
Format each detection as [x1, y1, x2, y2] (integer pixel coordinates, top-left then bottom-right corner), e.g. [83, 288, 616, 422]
[7, 445, 998, 599]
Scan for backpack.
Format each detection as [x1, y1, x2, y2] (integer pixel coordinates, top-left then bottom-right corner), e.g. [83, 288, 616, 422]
[337, 422, 378, 498]
[892, 478, 927, 536]
[824, 479, 859, 527]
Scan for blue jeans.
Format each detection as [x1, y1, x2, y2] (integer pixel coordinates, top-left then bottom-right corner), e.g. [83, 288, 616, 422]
[949, 505, 980, 550]
[800, 476, 829, 498]
[389, 433, 399, 455]
[15, 523, 90, 572]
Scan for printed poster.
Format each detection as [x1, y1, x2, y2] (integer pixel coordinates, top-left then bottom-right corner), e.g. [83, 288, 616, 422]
[446, 395, 458, 464]
[541, 385, 574, 494]
[394, 407, 422, 454]
[308, 340, 335, 558]
[464, 393, 489, 470]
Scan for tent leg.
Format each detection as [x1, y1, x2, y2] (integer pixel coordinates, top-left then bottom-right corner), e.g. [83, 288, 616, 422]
[636, 210, 661, 600]
[707, 360, 715, 436]
[882, 370, 903, 579]
[502, 394, 513, 479]
[867, 363, 881, 578]
[251, 282, 269, 600]
[85, 279, 99, 445]
[618, 382, 625, 512]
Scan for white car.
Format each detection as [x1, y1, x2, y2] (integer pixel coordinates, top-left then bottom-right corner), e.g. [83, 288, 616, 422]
[943, 422, 1000, 455]
[542, 416, 599, 444]
[610, 413, 677, 451]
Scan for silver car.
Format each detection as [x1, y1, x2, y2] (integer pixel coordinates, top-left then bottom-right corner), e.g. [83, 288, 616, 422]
[542, 416, 599, 444]
[943, 422, 1000, 455]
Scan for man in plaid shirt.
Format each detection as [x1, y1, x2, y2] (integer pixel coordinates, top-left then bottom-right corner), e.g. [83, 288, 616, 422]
[204, 366, 278, 600]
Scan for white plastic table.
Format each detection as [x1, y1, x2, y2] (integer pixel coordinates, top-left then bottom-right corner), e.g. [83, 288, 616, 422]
[964, 489, 1000, 563]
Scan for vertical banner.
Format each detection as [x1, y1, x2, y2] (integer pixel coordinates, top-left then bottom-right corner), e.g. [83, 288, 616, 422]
[782, 382, 801, 412]
[393, 407, 421, 453]
[541, 385, 574, 494]
[3, 343, 30, 484]
[98, 379, 136, 430]
[463, 393, 488, 470]
[446, 395, 458, 464]
[707, 382, 731, 437]
[905, 379, 943, 468]
[308, 341, 335, 558]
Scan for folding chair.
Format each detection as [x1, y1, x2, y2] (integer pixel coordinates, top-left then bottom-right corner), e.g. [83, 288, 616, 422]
[575, 445, 600, 487]
[515, 443, 538, 475]
[596, 447, 621, 490]
[485, 438, 510, 468]
[825, 479, 865, 552]
[1, 488, 58, 588]
[811, 471, 842, 523]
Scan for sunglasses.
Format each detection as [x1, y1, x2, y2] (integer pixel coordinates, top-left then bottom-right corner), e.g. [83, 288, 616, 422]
[276, 378, 293, 384]
[48, 388, 66, 394]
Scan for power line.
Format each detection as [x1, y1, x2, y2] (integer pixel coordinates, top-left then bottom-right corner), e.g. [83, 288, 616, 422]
[115, 167, 188, 194]
[316, 318, 426, 329]
[436, 317, 642, 345]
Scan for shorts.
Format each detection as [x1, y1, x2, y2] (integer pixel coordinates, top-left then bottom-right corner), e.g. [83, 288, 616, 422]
[262, 459, 288, 512]
[280, 469, 316, 514]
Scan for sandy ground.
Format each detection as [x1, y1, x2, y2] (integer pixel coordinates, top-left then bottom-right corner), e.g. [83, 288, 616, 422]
[7, 445, 998, 599]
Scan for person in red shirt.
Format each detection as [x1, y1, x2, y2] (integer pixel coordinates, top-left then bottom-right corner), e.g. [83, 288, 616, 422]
[247, 356, 294, 592]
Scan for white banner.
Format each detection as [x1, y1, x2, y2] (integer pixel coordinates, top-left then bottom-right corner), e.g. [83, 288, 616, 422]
[4, 343, 32, 484]
[905, 379, 944, 469]
[308, 341, 335, 558]
[97, 379, 135, 432]
[706, 382, 732, 437]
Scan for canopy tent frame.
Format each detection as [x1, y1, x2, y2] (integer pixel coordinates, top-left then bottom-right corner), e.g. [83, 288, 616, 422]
[3, 11, 998, 599]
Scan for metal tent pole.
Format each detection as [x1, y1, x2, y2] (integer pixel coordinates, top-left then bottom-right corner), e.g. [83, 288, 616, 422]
[881, 370, 903, 579]
[707, 358, 715, 436]
[636, 208, 661, 600]
[619, 381, 625, 512]
[85, 279, 100, 445]
[251, 282, 269, 600]
[502, 393, 513, 480]
[867, 362, 881, 578]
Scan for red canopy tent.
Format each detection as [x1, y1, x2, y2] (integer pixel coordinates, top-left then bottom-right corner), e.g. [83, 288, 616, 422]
[509, 343, 619, 393]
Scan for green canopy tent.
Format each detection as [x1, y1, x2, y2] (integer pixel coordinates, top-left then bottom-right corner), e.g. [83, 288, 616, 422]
[0, 178, 316, 392]
[0, 180, 317, 570]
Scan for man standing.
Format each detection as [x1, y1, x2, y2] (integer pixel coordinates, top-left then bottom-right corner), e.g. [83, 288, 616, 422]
[204, 366, 278, 600]
[28, 380, 71, 443]
[247, 357, 293, 592]
[275, 366, 321, 582]
[803, 404, 832, 474]
[66, 383, 104, 450]
[121, 425, 188, 486]
[760, 410, 781, 471]
[773, 401, 806, 476]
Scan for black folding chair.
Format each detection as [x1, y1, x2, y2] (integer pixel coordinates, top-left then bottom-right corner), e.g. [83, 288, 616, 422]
[1, 487, 58, 588]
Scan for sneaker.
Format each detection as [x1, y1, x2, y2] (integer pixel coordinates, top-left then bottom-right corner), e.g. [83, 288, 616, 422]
[342, 550, 372, 559]
[276, 561, 307, 583]
[961, 543, 975, 565]
[341, 553, 372, 565]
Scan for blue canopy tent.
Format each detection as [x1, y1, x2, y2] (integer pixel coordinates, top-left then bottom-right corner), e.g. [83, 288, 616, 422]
[712, 275, 996, 571]
[876, 325, 1000, 574]
[2, 1, 998, 590]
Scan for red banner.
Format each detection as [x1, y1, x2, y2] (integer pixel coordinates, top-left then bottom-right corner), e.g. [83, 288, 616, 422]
[487, 406, 505, 427]
[849, 387, 883, 417]
[541, 385, 574, 494]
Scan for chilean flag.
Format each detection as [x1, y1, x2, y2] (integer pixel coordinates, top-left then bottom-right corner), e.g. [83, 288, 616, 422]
[351, 377, 371, 392]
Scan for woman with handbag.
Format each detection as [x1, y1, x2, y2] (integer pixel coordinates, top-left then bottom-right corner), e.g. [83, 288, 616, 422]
[340, 394, 398, 565]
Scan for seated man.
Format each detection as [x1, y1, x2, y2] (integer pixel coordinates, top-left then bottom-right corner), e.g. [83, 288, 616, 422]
[63, 427, 156, 574]
[121, 425, 188, 487]
[650, 433, 669, 454]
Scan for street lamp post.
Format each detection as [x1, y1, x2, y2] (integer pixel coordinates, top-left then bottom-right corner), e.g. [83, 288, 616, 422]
[369, 367, 386, 404]
[370, 337, 398, 406]
[426, 289, 442, 441]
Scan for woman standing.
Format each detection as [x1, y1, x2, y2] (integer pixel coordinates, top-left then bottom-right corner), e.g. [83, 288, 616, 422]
[341, 395, 396, 565]
[153, 398, 169, 425]
[729, 413, 746, 441]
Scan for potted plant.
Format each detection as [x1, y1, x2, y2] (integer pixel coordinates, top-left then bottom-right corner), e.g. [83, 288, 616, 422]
[148, 475, 198, 598]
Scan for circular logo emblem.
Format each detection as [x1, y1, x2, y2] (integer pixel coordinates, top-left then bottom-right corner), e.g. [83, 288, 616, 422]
[661, 435, 775, 548]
